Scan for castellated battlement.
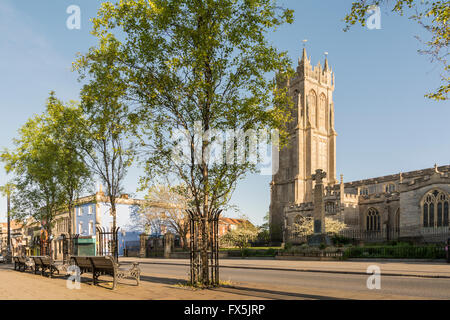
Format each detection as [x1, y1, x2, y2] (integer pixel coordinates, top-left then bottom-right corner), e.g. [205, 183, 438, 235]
[294, 48, 334, 88]
[342, 193, 359, 201]
[285, 202, 314, 212]
[398, 168, 450, 192]
[344, 165, 450, 188]
[359, 191, 400, 202]
[325, 187, 340, 197]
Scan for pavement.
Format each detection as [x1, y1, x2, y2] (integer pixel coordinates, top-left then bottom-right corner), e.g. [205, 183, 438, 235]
[0, 263, 267, 300]
[119, 257, 450, 279]
[0, 262, 432, 300]
[0, 258, 449, 300]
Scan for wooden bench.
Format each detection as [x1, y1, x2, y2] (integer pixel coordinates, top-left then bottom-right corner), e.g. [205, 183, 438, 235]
[13, 256, 25, 271]
[13, 256, 34, 272]
[70, 256, 93, 275]
[13, 256, 21, 271]
[70, 256, 140, 290]
[30, 256, 60, 278]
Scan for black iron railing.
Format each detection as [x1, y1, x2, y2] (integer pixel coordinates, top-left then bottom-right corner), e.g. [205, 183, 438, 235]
[96, 227, 119, 260]
[287, 225, 450, 244]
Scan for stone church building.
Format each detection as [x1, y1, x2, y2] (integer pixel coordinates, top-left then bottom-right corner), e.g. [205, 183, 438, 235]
[269, 48, 450, 244]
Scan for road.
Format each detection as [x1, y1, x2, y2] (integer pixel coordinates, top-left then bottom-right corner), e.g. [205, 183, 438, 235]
[137, 262, 450, 300]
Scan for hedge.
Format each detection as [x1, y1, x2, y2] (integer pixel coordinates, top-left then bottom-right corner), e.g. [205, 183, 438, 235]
[343, 245, 446, 259]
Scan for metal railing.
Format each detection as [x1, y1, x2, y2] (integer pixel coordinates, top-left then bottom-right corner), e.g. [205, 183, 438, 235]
[287, 225, 450, 244]
[96, 227, 119, 260]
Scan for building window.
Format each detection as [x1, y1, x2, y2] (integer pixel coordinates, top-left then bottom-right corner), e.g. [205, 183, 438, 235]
[79, 222, 83, 234]
[88, 205, 93, 215]
[422, 190, 449, 228]
[319, 94, 326, 130]
[366, 208, 380, 231]
[292, 91, 299, 125]
[360, 188, 369, 196]
[325, 202, 336, 214]
[385, 183, 396, 193]
[395, 209, 400, 232]
[307, 90, 317, 127]
[77, 207, 82, 217]
[88, 221, 94, 235]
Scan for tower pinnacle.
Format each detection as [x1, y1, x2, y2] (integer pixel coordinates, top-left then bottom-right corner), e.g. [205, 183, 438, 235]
[324, 52, 329, 71]
[302, 47, 307, 61]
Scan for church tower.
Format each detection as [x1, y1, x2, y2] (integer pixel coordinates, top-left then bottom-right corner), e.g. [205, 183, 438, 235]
[269, 48, 337, 242]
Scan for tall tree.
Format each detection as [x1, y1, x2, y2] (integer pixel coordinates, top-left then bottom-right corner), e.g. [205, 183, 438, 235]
[43, 93, 91, 256]
[1, 108, 65, 252]
[1, 93, 91, 257]
[75, 0, 294, 286]
[344, 0, 449, 101]
[220, 217, 259, 256]
[75, 51, 136, 259]
[257, 212, 270, 244]
[291, 216, 347, 237]
[136, 185, 191, 250]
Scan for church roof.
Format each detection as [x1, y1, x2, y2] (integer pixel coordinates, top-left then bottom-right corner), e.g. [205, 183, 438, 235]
[342, 165, 450, 188]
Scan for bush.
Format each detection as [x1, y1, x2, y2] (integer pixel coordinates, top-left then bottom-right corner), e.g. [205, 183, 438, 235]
[331, 235, 352, 246]
[227, 247, 278, 257]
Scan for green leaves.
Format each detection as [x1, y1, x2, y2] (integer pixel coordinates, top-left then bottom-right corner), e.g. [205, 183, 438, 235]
[220, 218, 259, 251]
[75, 36, 137, 231]
[77, 0, 295, 220]
[1, 93, 91, 230]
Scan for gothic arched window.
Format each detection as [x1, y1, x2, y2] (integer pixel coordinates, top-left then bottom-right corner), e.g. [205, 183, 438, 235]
[307, 90, 317, 127]
[292, 91, 299, 125]
[392, 208, 401, 235]
[326, 202, 336, 214]
[422, 190, 449, 228]
[319, 94, 326, 130]
[366, 208, 380, 231]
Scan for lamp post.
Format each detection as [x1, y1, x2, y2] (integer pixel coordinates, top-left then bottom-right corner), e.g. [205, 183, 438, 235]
[0, 183, 14, 263]
[121, 230, 126, 257]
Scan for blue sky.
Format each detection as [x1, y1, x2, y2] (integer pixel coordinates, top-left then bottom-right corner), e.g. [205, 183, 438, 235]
[0, 0, 449, 226]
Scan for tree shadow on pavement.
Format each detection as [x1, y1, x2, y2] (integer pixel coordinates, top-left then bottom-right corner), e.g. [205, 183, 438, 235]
[213, 285, 351, 300]
[139, 274, 186, 286]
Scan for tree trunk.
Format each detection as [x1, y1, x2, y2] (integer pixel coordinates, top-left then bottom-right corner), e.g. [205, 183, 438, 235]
[110, 197, 117, 260]
[47, 212, 53, 258]
[200, 217, 209, 285]
[68, 203, 73, 259]
[182, 233, 188, 251]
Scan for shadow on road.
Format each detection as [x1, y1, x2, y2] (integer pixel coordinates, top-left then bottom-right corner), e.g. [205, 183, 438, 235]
[138, 273, 348, 300]
[214, 285, 350, 300]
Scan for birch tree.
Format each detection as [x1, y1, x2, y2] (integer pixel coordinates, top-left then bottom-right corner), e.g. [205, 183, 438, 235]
[75, 0, 295, 286]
